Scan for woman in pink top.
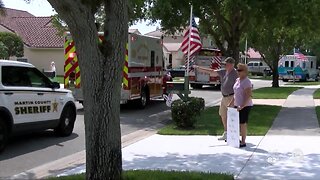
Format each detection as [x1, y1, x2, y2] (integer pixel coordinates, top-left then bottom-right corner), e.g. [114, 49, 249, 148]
[228, 63, 253, 148]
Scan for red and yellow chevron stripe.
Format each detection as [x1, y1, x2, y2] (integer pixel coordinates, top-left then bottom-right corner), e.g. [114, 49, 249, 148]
[64, 36, 81, 88]
[123, 43, 129, 90]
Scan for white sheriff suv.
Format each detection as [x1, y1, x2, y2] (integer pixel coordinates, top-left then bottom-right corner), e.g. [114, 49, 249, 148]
[0, 60, 77, 152]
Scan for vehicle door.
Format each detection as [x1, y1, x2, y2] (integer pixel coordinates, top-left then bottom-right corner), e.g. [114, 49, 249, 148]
[258, 62, 264, 73]
[1, 65, 37, 125]
[252, 62, 259, 73]
[247, 62, 254, 73]
[26, 67, 62, 121]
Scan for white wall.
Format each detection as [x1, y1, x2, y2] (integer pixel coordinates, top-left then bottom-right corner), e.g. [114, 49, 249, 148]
[24, 47, 64, 76]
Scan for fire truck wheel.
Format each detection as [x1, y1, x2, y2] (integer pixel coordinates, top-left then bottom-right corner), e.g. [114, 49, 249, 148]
[0, 119, 9, 153]
[138, 88, 149, 109]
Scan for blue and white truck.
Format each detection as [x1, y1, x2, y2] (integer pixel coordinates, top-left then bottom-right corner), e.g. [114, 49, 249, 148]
[278, 55, 318, 82]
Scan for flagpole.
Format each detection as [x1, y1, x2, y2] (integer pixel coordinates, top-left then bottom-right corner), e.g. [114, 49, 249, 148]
[244, 38, 248, 64]
[184, 5, 193, 99]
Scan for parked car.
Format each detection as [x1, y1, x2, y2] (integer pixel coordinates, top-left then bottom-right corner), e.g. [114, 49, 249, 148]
[0, 60, 77, 152]
[247, 61, 272, 76]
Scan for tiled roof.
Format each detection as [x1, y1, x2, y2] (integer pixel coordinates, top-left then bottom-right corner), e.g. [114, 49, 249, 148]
[247, 48, 262, 58]
[145, 29, 184, 37]
[0, 8, 63, 48]
[14, 17, 63, 48]
[0, 8, 33, 32]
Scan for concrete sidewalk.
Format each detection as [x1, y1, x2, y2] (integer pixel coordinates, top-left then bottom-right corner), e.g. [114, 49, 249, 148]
[267, 87, 320, 136]
[14, 87, 320, 179]
[56, 134, 320, 179]
[238, 87, 320, 179]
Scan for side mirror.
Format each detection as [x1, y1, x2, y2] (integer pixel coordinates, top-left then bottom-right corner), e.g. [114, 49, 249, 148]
[51, 82, 60, 89]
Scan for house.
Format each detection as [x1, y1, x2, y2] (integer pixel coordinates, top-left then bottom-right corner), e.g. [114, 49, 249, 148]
[240, 48, 264, 64]
[145, 29, 215, 69]
[0, 8, 65, 75]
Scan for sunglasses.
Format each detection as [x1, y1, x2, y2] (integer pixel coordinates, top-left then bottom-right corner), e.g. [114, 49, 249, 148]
[237, 69, 244, 72]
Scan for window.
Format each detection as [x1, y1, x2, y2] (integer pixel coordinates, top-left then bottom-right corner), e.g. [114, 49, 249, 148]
[311, 61, 314, 68]
[302, 62, 306, 69]
[2, 66, 51, 88]
[247, 63, 253, 67]
[169, 54, 172, 64]
[254, 63, 259, 67]
[290, 61, 294, 67]
[260, 62, 263, 66]
[285, 61, 289, 67]
[27, 68, 52, 88]
[151, 51, 155, 68]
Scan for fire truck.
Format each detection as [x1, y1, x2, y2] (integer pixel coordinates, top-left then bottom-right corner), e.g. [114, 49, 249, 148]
[64, 32, 166, 108]
[189, 48, 224, 89]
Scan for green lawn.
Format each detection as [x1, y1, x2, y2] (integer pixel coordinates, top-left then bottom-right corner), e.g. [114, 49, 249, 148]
[314, 89, 320, 99]
[49, 170, 233, 180]
[253, 87, 301, 99]
[315, 106, 320, 126]
[285, 81, 320, 86]
[158, 105, 281, 136]
[50, 76, 64, 84]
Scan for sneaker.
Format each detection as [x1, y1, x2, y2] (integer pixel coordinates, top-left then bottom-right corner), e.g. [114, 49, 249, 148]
[218, 132, 227, 141]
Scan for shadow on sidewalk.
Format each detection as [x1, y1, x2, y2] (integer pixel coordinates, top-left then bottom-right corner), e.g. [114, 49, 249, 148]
[239, 152, 320, 179]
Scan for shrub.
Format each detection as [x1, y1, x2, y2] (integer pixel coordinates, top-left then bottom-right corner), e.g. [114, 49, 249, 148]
[171, 97, 205, 128]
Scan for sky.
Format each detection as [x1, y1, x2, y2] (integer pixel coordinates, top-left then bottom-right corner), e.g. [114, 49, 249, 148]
[2, 0, 159, 34]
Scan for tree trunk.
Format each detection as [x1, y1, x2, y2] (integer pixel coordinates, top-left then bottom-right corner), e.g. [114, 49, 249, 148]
[272, 57, 280, 87]
[226, 35, 241, 64]
[271, 44, 281, 88]
[47, 0, 127, 179]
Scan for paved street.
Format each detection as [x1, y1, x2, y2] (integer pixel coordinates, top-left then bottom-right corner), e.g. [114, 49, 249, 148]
[0, 79, 272, 178]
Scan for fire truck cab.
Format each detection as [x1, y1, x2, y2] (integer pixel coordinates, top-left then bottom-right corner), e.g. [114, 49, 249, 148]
[189, 48, 224, 89]
[64, 32, 165, 108]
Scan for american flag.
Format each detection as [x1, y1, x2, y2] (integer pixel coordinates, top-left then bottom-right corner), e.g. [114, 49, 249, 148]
[293, 48, 308, 61]
[180, 16, 202, 72]
[294, 49, 308, 61]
